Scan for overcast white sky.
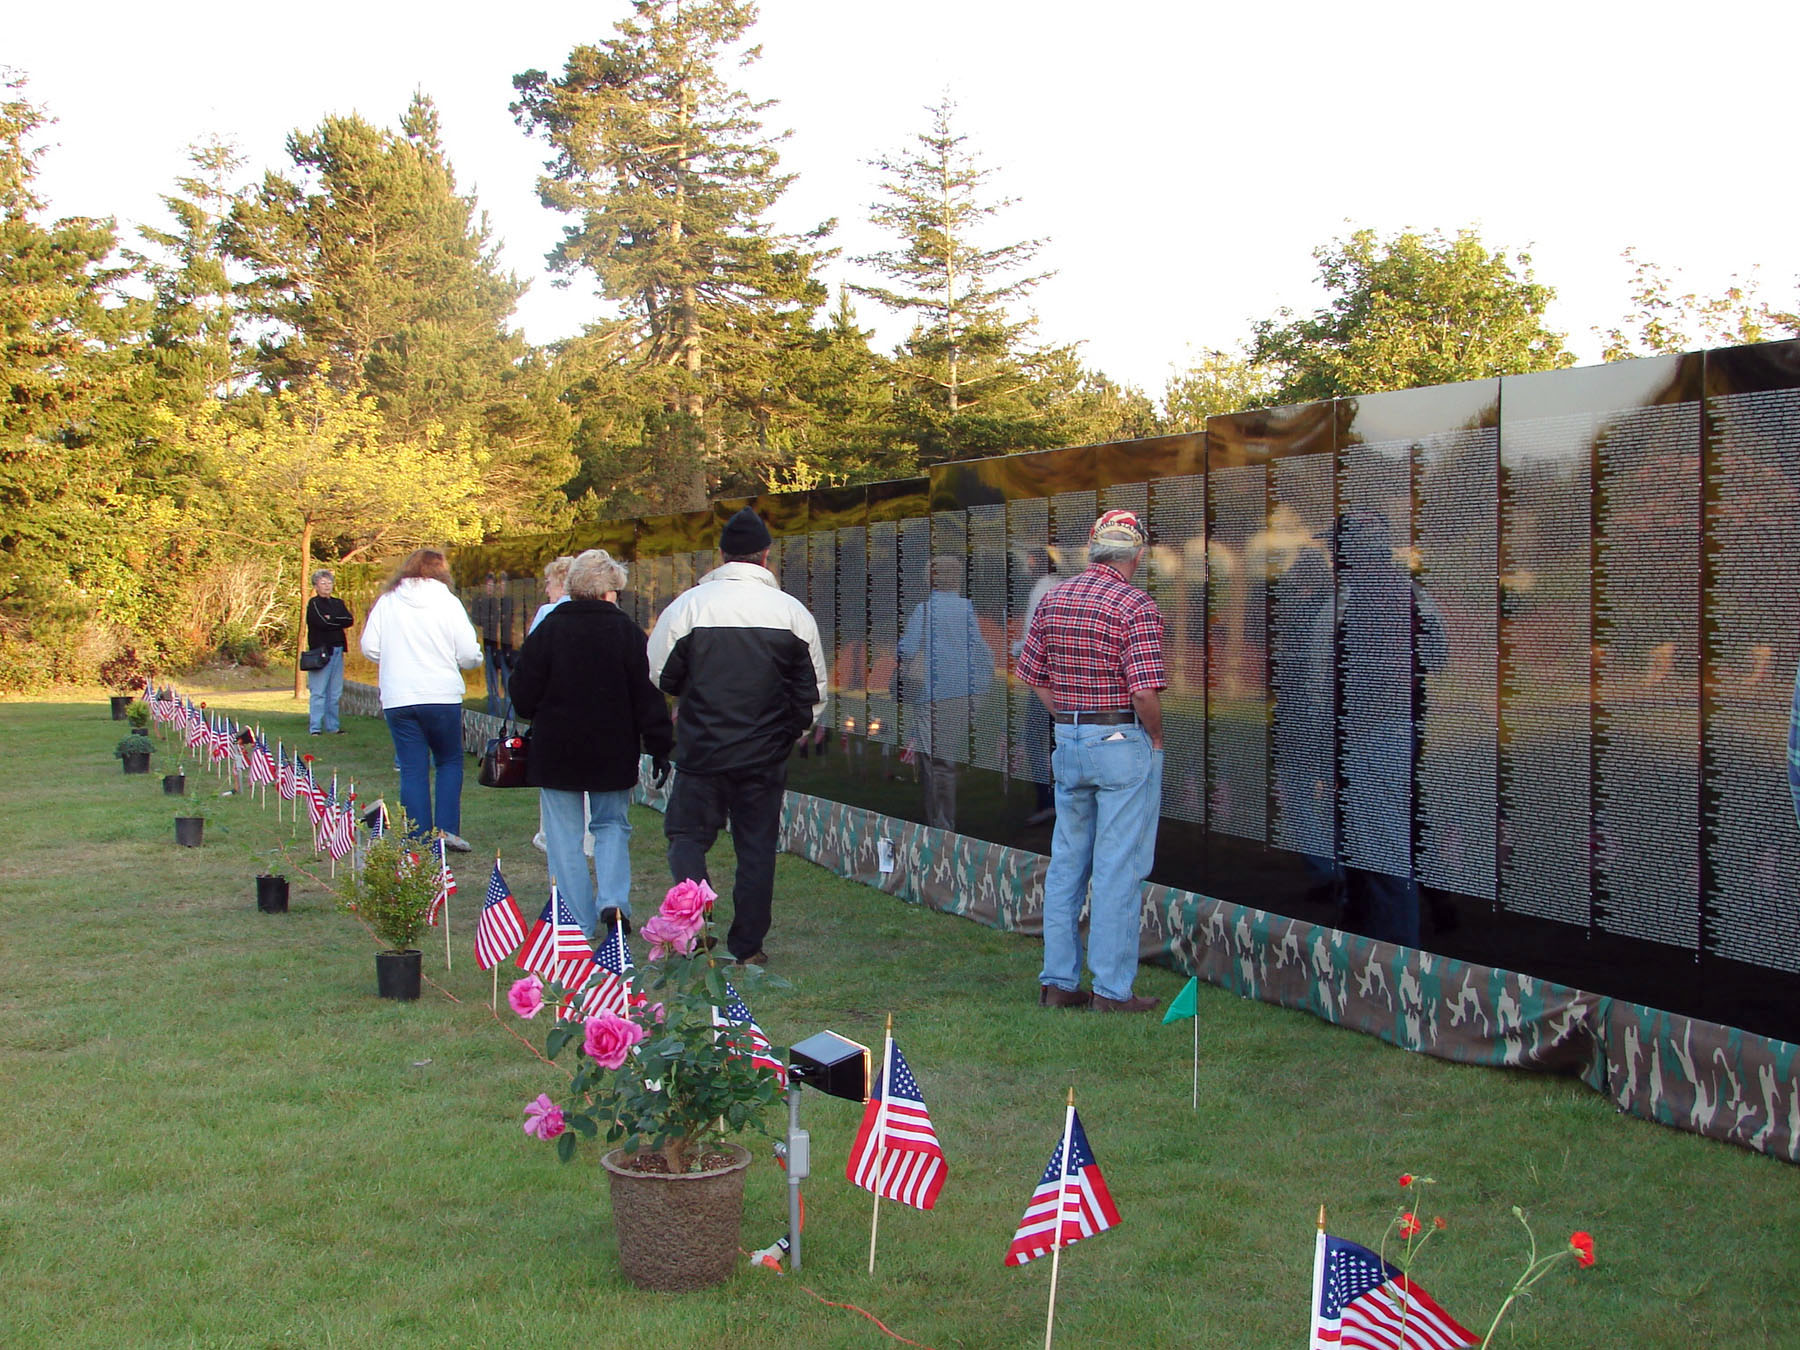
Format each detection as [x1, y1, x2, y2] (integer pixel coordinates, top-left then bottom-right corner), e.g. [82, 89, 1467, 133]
[9, 0, 1798, 393]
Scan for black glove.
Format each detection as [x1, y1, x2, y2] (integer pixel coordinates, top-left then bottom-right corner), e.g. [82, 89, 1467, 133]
[650, 756, 672, 790]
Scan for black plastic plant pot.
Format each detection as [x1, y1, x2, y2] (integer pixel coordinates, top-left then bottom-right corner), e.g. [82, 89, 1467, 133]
[174, 817, 205, 848]
[162, 773, 186, 795]
[121, 753, 151, 775]
[110, 696, 132, 720]
[376, 949, 422, 1001]
[256, 874, 289, 914]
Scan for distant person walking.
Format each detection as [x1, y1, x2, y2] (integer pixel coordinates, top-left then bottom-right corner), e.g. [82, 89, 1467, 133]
[510, 550, 674, 941]
[304, 569, 354, 735]
[1016, 510, 1167, 1013]
[472, 572, 515, 715]
[360, 548, 482, 851]
[648, 508, 827, 967]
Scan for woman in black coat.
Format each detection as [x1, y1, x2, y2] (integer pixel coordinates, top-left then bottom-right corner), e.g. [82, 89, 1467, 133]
[508, 550, 674, 940]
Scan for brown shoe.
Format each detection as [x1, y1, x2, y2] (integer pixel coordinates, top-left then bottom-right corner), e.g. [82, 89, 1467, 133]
[1091, 993, 1159, 1013]
[733, 951, 768, 967]
[1039, 984, 1091, 1009]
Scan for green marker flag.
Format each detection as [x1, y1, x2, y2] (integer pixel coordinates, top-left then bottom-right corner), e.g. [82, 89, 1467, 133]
[1162, 976, 1199, 1025]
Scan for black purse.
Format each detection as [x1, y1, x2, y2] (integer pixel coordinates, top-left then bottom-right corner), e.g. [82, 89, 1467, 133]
[299, 646, 330, 672]
[478, 721, 530, 788]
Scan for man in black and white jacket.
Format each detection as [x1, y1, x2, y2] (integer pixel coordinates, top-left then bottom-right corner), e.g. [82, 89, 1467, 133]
[647, 508, 827, 967]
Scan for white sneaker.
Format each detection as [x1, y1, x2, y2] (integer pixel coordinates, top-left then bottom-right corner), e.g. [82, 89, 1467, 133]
[531, 831, 547, 853]
[441, 832, 473, 853]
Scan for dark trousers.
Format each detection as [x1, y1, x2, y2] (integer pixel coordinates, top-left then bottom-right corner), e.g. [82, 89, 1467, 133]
[665, 760, 787, 960]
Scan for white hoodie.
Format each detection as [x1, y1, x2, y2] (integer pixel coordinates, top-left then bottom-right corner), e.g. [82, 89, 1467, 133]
[359, 578, 482, 708]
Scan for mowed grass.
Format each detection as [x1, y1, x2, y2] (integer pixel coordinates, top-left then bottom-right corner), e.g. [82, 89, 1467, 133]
[2, 687, 1797, 1348]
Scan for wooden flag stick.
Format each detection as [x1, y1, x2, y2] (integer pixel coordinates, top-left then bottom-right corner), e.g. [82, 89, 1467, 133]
[867, 1013, 894, 1275]
[491, 851, 501, 1011]
[444, 849, 452, 973]
[1044, 1086, 1076, 1350]
[1192, 1013, 1200, 1111]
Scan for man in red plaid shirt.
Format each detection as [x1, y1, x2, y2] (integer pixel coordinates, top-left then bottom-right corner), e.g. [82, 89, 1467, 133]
[1015, 509, 1166, 1013]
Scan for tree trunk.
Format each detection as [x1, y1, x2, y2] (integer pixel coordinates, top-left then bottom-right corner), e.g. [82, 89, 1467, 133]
[293, 519, 312, 698]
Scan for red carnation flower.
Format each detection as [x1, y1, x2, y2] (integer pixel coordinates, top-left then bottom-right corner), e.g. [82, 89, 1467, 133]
[1433, 1215, 1446, 1231]
[1398, 1213, 1422, 1239]
[1399, 1173, 1414, 1188]
[1569, 1231, 1595, 1268]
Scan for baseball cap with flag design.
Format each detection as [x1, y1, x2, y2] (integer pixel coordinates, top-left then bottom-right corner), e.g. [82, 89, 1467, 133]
[1089, 509, 1147, 548]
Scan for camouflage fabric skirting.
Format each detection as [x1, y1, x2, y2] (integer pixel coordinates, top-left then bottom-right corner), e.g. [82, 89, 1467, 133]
[340, 681, 1799, 1165]
[771, 789, 1800, 1164]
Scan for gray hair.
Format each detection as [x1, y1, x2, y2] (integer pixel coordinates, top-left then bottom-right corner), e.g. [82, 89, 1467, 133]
[566, 549, 628, 600]
[543, 555, 575, 589]
[311, 569, 335, 587]
[1088, 539, 1142, 567]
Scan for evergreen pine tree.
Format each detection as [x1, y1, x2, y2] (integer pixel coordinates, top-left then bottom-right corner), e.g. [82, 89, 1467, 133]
[512, 0, 830, 510]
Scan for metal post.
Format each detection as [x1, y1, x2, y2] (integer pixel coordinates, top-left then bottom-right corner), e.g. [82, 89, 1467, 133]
[786, 1084, 809, 1272]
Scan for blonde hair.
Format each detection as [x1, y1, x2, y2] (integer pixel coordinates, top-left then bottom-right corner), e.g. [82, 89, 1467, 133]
[567, 549, 628, 600]
[543, 555, 575, 589]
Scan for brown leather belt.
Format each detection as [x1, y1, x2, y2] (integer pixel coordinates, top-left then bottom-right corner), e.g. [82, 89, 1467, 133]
[1051, 710, 1137, 726]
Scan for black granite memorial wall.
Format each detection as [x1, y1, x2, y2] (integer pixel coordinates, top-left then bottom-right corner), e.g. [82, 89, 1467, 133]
[452, 341, 1800, 1044]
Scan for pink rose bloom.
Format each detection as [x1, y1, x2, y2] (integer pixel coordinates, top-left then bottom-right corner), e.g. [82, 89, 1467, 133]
[522, 1093, 565, 1140]
[640, 912, 697, 961]
[660, 878, 717, 933]
[508, 975, 544, 1019]
[584, 1011, 648, 1069]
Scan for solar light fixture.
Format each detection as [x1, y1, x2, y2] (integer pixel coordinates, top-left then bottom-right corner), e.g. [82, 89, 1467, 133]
[780, 1030, 869, 1272]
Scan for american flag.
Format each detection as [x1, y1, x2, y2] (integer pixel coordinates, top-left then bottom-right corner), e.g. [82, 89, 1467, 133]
[305, 766, 329, 830]
[323, 795, 357, 860]
[185, 707, 207, 751]
[276, 751, 298, 801]
[427, 837, 456, 926]
[573, 915, 633, 1018]
[247, 737, 276, 787]
[847, 1034, 947, 1210]
[474, 862, 526, 970]
[516, 888, 594, 991]
[712, 982, 786, 1086]
[1311, 1233, 1478, 1350]
[209, 717, 231, 762]
[1004, 1107, 1120, 1267]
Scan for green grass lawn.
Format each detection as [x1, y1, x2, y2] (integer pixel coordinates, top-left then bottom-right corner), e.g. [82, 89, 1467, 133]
[2, 686, 1796, 1348]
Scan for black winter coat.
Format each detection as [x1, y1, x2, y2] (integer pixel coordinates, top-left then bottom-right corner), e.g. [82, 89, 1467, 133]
[506, 599, 674, 792]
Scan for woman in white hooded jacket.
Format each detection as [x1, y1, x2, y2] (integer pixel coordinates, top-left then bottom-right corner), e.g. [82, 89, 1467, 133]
[360, 548, 482, 850]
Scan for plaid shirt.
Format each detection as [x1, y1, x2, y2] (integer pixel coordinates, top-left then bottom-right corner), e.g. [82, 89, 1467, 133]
[1016, 563, 1166, 709]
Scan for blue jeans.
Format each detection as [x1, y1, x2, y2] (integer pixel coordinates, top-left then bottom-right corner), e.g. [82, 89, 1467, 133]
[1039, 722, 1163, 1002]
[307, 648, 344, 733]
[483, 645, 508, 715]
[384, 703, 464, 838]
[540, 787, 632, 939]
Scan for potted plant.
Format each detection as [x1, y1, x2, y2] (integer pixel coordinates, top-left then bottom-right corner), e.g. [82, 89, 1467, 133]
[511, 880, 787, 1292]
[340, 813, 437, 999]
[99, 647, 148, 720]
[126, 699, 153, 733]
[162, 768, 186, 795]
[172, 793, 215, 847]
[256, 850, 291, 914]
[114, 732, 155, 775]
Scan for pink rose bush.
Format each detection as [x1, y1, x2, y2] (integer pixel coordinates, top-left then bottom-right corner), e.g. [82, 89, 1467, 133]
[522, 1094, 565, 1139]
[513, 880, 784, 1172]
[583, 1011, 647, 1069]
[508, 975, 544, 1019]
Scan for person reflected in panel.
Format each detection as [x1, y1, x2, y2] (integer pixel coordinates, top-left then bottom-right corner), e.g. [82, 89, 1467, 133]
[898, 554, 995, 832]
[1278, 536, 1341, 903]
[1012, 545, 1064, 828]
[1330, 512, 1448, 948]
[472, 571, 510, 716]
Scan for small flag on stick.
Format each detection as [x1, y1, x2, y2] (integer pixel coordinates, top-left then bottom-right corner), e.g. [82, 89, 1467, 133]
[1163, 975, 1201, 1109]
[1309, 1221, 1479, 1349]
[474, 860, 526, 972]
[850, 1017, 948, 1274]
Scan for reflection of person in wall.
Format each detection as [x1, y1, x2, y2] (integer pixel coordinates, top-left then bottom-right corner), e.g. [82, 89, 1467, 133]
[1328, 512, 1448, 948]
[898, 554, 995, 831]
[1276, 539, 1340, 899]
[1012, 546, 1063, 828]
[1789, 658, 1800, 836]
[471, 572, 515, 716]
